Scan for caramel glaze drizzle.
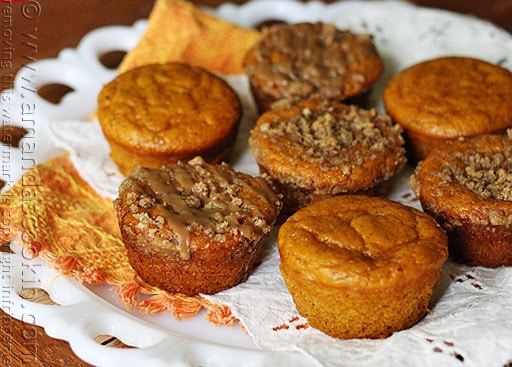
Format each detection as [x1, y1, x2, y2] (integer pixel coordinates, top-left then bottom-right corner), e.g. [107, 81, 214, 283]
[129, 158, 279, 260]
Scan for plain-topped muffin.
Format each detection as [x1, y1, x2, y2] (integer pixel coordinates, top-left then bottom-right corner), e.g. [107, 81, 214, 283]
[98, 62, 242, 176]
[383, 56, 512, 163]
[278, 195, 448, 339]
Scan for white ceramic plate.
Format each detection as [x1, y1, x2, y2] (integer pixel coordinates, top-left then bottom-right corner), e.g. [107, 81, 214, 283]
[2, 1, 512, 366]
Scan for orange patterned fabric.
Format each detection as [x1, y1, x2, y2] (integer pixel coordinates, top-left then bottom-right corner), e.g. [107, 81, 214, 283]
[0, 0, 256, 328]
[0, 153, 237, 325]
[118, 0, 261, 75]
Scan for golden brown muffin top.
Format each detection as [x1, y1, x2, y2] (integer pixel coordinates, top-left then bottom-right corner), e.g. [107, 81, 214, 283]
[98, 62, 242, 155]
[278, 195, 448, 288]
[411, 131, 512, 227]
[383, 57, 512, 138]
[249, 98, 406, 193]
[115, 157, 282, 260]
[242, 22, 383, 102]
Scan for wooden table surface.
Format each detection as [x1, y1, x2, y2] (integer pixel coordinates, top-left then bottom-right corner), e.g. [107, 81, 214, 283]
[0, 1, 511, 366]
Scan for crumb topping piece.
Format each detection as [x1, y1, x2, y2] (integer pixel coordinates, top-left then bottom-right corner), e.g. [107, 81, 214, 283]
[118, 157, 281, 260]
[441, 150, 512, 201]
[258, 102, 404, 166]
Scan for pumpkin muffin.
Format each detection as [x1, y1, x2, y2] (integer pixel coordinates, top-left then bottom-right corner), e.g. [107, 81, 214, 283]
[278, 195, 448, 339]
[242, 22, 383, 113]
[410, 131, 512, 267]
[383, 56, 512, 163]
[249, 98, 406, 214]
[98, 62, 242, 176]
[114, 156, 282, 296]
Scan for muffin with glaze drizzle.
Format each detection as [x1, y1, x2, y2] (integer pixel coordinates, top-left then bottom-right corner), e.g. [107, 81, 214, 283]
[411, 131, 512, 267]
[278, 195, 448, 339]
[249, 98, 406, 213]
[242, 22, 383, 113]
[114, 156, 282, 296]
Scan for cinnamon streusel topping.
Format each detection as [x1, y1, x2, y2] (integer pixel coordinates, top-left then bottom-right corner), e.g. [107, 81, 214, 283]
[253, 100, 404, 170]
[116, 157, 282, 260]
[442, 150, 512, 201]
[243, 22, 383, 102]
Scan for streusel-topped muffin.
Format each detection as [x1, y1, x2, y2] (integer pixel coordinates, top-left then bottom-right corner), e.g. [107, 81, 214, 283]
[411, 131, 512, 267]
[243, 22, 383, 113]
[249, 98, 406, 213]
[115, 157, 282, 296]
